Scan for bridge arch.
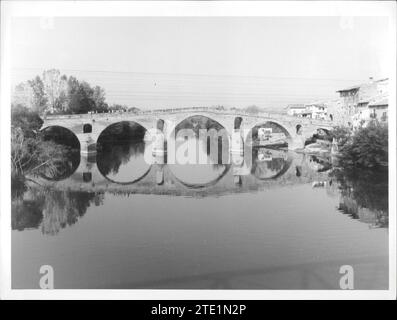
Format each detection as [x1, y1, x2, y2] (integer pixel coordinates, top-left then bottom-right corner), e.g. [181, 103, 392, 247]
[171, 113, 233, 137]
[245, 120, 294, 147]
[234, 116, 243, 130]
[170, 114, 231, 165]
[96, 120, 150, 145]
[96, 120, 153, 184]
[40, 125, 81, 150]
[304, 127, 333, 146]
[39, 125, 81, 181]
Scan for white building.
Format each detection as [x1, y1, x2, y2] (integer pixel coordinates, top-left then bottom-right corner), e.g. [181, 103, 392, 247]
[305, 103, 328, 120]
[285, 104, 307, 116]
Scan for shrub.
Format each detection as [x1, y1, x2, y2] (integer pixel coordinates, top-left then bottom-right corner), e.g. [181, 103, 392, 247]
[337, 122, 388, 170]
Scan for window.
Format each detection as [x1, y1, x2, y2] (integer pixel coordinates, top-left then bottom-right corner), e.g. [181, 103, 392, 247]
[381, 112, 387, 122]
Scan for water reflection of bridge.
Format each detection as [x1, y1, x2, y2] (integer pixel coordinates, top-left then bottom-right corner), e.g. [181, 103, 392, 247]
[33, 151, 331, 197]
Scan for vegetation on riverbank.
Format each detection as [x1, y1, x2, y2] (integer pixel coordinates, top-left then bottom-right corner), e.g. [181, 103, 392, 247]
[11, 105, 72, 193]
[331, 121, 388, 170]
[329, 121, 388, 227]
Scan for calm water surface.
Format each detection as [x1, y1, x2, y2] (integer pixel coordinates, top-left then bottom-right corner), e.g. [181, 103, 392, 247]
[12, 133, 389, 289]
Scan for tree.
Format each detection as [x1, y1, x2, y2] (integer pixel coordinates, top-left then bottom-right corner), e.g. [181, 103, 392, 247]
[337, 122, 388, 170]
[66, 76, 82, 114]
[42, 69, 66, 113]
[12, 82, 34, 110]
[245, 105, 261, 114]
[13, 69, 112, 114]
[77, 81, 95, 113]
[11, 106, 71, 178]
[109, 104, 128, 112]
[11, 104, 43, 137]
[28, 76, 48, 113]
[92, 85, 108, 112]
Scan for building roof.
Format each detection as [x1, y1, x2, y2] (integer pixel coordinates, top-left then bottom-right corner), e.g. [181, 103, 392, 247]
[368, 98, 388, 107]
[375, 78, 389, 83]
[336, 84, 361, 92]
[286, 104, 306, 110]
[336, 78, 388, 93]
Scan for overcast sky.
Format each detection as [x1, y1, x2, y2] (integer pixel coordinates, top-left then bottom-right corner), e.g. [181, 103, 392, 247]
[11, 17, 390, 109]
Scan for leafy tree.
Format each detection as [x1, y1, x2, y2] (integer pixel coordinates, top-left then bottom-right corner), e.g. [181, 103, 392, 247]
[245, 105, 261, 114]
[11, 104, 43, 137]
[42, 69, 68, 113]
[337, 122, 388, 170]
[92, 85, 108, 112]
[28, 76, 48, 113]
[329, 126, 352, 146]
[109, 104, 128, 112]
[77, 81, 95, 113]
[13, 70, 110, 114]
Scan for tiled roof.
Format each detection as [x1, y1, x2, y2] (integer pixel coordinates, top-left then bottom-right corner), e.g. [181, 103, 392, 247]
[286, 104, 306, 109]
[336, 84, 361, 92]
[369, 98, 388, 107]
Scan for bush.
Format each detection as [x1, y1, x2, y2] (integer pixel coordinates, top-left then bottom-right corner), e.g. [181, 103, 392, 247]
[11, 106, 71, 177]
[337, 122, 388, 170]
[329, 126, 352, 146]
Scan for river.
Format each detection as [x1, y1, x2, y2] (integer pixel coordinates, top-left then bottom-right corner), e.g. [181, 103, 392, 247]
[11, 124, 388, 289]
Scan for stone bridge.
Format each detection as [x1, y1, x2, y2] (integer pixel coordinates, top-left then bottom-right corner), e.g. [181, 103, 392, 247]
[41, 108, 335, 155]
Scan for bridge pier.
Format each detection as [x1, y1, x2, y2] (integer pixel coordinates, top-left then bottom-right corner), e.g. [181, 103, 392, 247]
[289, 135, 306, 151]
[231, 129, 244, 156]
[152, 130, 166, 163]
[77, 133, 98, 157]
[74, 153, 103, 185]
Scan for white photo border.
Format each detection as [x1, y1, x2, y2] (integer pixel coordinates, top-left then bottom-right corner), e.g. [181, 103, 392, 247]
[1, 0, 396, 300]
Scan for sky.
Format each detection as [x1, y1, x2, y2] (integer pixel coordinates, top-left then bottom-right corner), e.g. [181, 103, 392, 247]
[11, 16, 390, 110]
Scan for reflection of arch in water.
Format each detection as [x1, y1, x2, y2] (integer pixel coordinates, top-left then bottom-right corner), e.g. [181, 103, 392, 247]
[97, 121, 152, 185]
[168, 164, 231, 189]
[247, 121, 292, 147]
[39, 126, 81, 181]
[96, 142, 153, 185]
[99, 163, 152, 185]
[251, 149, 292, 180]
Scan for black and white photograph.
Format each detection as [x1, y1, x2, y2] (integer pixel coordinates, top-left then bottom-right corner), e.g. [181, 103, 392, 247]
[0, 1, 395, 300]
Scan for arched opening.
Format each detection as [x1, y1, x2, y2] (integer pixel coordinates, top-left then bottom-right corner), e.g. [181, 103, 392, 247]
[156, 119, 165, 132]
[168, 115, 230, 188]
[304, 128, 332, 147]
[39, 126, 81, 181]
[296, 124, 302, 135]
[83, 123, 92, 133]
[234, 117, 243, 130]
[247, 121, 291, 149]
[96, 121, 152, 184]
